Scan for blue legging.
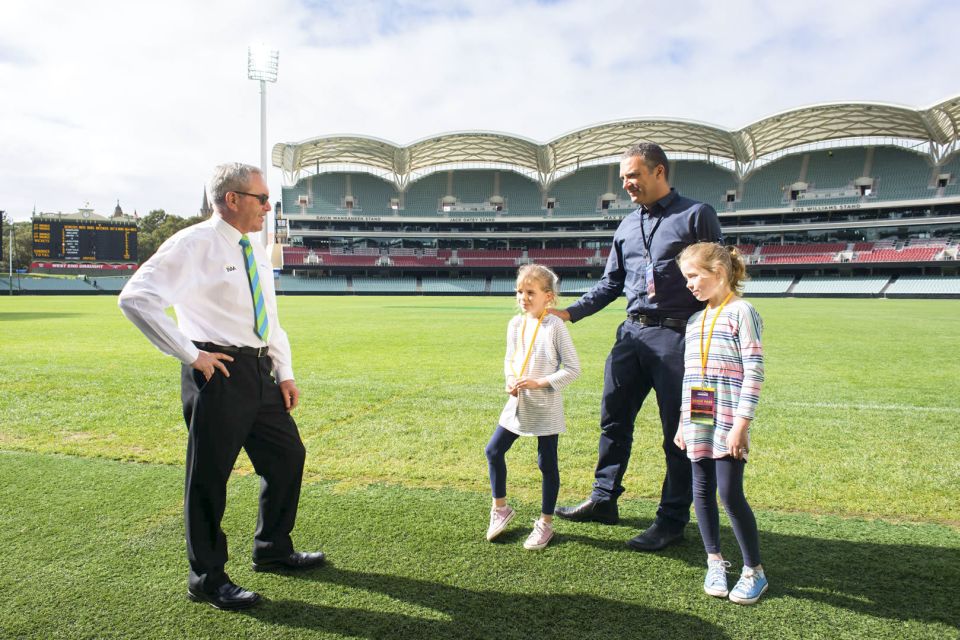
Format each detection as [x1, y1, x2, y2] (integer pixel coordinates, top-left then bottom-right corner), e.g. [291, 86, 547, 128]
[691, 457, 761, 567]
[485, 426, 560, 515]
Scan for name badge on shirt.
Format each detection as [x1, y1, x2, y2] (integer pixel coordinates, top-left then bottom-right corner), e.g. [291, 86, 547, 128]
[690, 386, 716, 426]
[644, 262, 656, 300]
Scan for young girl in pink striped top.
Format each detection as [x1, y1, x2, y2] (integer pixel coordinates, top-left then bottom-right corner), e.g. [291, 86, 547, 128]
[674, 243, 768, 605]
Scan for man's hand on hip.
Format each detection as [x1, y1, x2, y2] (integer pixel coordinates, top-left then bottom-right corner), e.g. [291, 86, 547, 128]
[191, 350, 234, 381]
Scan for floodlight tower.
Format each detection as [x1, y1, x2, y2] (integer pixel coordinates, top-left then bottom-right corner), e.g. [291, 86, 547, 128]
[247, 44, 279, 246]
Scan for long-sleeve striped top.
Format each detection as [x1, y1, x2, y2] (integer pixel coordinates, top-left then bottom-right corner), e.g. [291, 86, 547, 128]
[498, 313, 580, 436]
[679, 299, 764, 460]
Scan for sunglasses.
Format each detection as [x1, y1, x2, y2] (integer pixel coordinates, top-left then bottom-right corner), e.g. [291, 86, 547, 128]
[233, 191, 270, 205]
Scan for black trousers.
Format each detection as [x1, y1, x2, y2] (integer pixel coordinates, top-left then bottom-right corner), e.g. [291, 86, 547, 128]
[180, 353, 306, 591]
[590, 320, 692, 529]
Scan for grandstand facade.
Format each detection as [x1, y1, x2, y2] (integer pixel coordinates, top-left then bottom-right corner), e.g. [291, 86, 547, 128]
[265, 96, 960, 297]
[9, 98, 959, 297]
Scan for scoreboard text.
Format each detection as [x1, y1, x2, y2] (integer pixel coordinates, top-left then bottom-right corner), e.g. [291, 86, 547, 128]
[32, 220, 138, 262]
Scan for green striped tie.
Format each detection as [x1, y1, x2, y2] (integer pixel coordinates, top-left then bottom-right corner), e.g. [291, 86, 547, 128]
[239, 235, 270, 340]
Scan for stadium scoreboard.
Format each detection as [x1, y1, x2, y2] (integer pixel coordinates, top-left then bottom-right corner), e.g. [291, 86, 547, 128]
[32, 219, 137, 262]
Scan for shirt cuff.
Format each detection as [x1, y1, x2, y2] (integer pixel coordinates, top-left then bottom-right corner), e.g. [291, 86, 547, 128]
[565, 305, 586, 323]
[275, 366, 295, 383]
[180, 345, 201, 366]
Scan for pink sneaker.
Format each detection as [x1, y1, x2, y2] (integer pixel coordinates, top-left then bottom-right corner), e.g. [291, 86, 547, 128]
[486, 505, 516, 541]
[523, 519, 554, 550]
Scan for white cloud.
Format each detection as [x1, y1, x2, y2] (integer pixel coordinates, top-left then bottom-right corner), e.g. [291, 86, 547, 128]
[0, 0, 957, 221]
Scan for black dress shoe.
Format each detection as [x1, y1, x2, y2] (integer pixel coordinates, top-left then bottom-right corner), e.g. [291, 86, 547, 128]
[187, 581, 261, 610]
[252, 550, 326, 572]
[626, 522, 684, 551]
[555, 498, 619, 524]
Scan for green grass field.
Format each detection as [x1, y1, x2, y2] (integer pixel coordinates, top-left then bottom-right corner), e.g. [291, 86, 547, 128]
[1, 295, 958, 639]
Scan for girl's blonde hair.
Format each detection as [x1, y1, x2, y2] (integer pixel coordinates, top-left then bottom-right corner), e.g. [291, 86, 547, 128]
[676, 242, 749, 295]
[516, 263, 559, 304]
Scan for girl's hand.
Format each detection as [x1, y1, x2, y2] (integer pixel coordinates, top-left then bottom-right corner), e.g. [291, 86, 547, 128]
[514, 376, 548, 391]
[673, 426, 686, 451]
[726, 418, 751, 460]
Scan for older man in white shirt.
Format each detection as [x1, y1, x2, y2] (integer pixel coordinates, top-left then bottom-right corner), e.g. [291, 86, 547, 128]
[119, 162, 324, 611]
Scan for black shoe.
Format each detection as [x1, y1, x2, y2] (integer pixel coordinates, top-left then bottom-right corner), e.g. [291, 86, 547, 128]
[555, 498, 619, 524]
[252, 550, 326, 573]
[626, 522, 684, 552]
[187, 581, 261, 610]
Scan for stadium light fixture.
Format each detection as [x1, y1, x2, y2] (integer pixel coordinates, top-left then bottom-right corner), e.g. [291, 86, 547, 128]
[247, 44, 279, 246]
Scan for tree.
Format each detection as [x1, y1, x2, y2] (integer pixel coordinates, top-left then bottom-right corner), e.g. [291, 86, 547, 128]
[138, 209, 169, 236]
[137, 212, 206, 264]
[0, 220, 34, 272]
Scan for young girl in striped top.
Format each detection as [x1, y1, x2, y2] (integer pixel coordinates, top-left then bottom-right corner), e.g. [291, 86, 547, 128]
[674, 243, 768, 605]
[484, 264, 580, 550]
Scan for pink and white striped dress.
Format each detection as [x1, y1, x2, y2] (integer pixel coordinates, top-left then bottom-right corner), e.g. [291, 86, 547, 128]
[679, 299, 764, 461]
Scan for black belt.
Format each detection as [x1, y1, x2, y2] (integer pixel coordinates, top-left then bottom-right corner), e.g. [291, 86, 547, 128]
[627, 314, 686, 329]
[193, 341, 270, 358]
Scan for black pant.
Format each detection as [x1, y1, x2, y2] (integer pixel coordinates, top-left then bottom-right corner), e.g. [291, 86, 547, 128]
[590, 320, 691, 529]
[692, 457, 761, 567]
[180, 353, 306, 591]
[485, 426, 560, 515]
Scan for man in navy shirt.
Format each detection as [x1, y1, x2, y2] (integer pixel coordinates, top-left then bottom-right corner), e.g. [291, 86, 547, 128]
[552, 142, 722, 551]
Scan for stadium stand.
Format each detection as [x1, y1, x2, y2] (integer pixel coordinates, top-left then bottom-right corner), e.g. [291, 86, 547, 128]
[389, 256, 447, 267]
[278, 275, 349, 293]
[852, 247, 941, 262]
[670, 161, 736, 212]
[791, 276, 889, 296]
[451, 171, 495, 208]
[24, 97, 960, 298]
[940, 153, 960, 196]
[489, 278, 519, 294]
[760, 243, 847, 255]
[352, 276, 417, 293]
[758, 242, 846, 264]
[421, 278, 486, 293]
[869, 147, 933, 202]
[738, 154, 804, 209]
[558, 277, 598, 295]
[17, 277, 97, 293]
[801, 148, 867, 192]
[90, 276, 132, 292]
[760, 254, 838, 264]
[405, 172, 453, 216]
[499, 170, 544, 215]
[547, 166, 610, 215]
[350, 172, 398, 216]
[742, 277, 794, 295]
[315, 253, 380, 267]
[884, 276, 960, 296]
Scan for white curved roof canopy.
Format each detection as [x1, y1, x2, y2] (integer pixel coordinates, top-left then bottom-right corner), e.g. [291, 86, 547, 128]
[273, 95, 960, 190]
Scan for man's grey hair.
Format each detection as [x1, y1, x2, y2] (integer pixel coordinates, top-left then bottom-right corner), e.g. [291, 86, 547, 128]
[208, 163, 263, 209]
[622, 142, 670, 181]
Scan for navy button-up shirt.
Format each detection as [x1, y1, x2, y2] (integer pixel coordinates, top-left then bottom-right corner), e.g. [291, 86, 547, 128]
[566, 188, 722, 322]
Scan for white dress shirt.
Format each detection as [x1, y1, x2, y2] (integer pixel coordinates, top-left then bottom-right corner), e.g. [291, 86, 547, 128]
[119, 214, 294, 381]
[498, 313, 580, 436]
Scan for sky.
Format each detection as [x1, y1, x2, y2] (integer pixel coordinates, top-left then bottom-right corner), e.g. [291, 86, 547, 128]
[1, 0, 957, 222]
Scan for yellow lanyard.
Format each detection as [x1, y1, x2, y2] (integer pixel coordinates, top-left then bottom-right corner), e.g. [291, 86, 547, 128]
[511, 310, 545, 378]
[699, 291, 734, 381]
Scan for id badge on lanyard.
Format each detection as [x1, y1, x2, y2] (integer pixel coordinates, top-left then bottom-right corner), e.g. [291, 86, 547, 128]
[690, 386, 716, 425]
[690, 292, 734, 427]
[644, 262, 656, 300]
[640, 210, 662, 301]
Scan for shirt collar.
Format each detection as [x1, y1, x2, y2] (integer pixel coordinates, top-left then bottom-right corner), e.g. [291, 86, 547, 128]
[213, 213, 244, 245]
[639, 188, 678, 217]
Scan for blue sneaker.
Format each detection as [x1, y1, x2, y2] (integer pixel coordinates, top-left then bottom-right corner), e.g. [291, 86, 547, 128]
[729, 567, 768, 605]
[703, 559, 730, 597]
